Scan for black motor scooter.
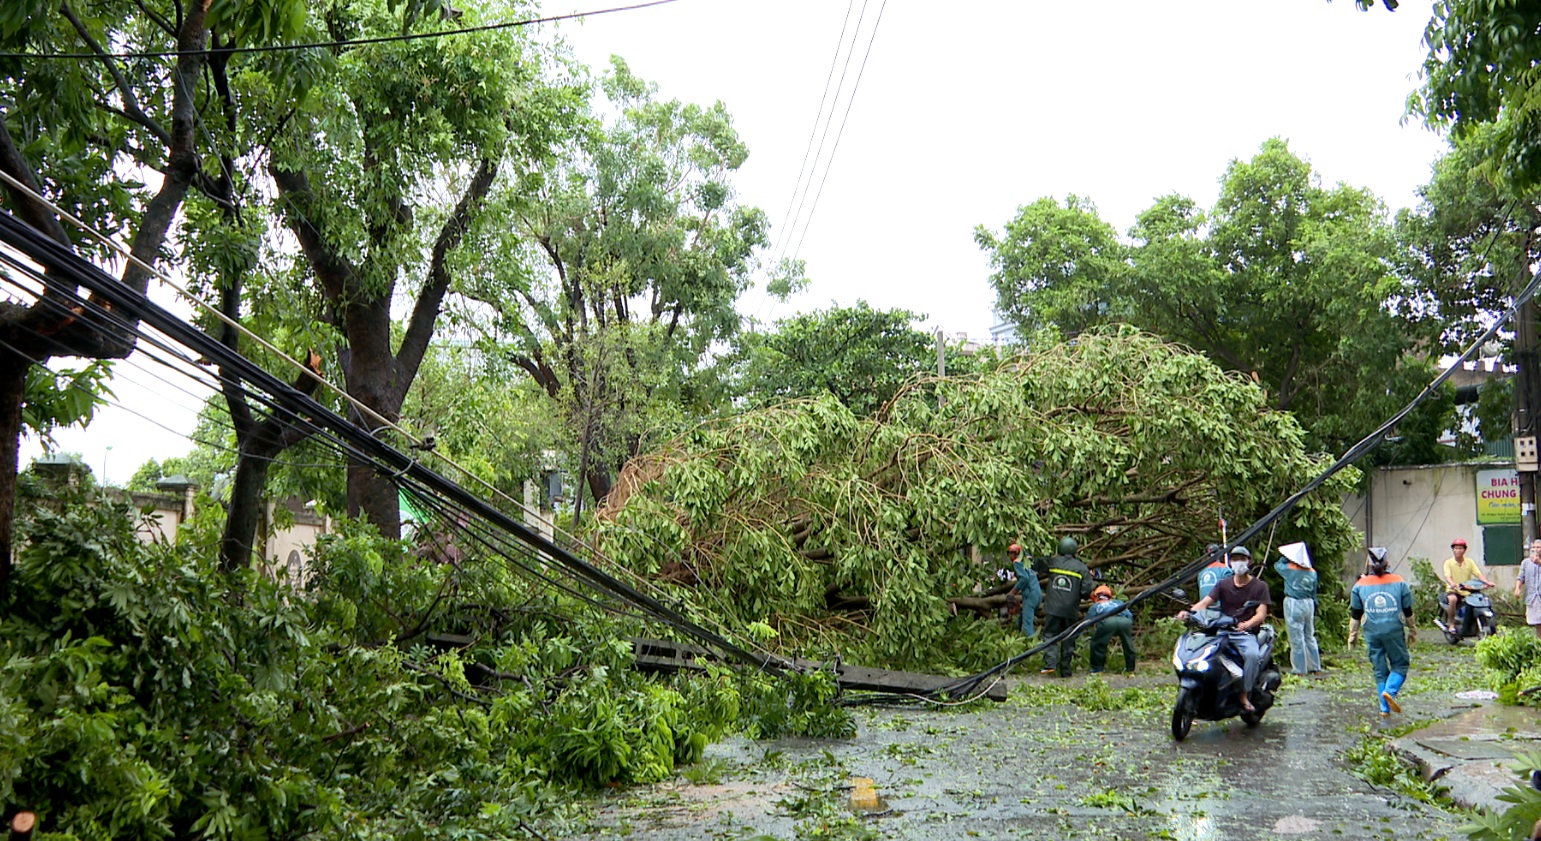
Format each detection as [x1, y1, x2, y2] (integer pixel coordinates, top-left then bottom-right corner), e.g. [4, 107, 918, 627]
[1170, 607, 1282, 741]
[1435, 580, 1498, 644]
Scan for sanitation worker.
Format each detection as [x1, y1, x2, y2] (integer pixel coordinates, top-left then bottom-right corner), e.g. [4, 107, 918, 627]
[1036, 536, 1094, 677]
[1196, 543, 1233, 603]
[1178, 545, 1271, 713]
[1086, 585, 1136, 673]
[1351, 546, 1415, 717]
[1275, 542, 1322, 675]
[1008, 543, 1042, 639]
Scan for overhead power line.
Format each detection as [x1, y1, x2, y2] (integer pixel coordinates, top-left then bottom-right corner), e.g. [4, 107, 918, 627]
[0, 0, 679, 60]
[770, 0, 857, 262]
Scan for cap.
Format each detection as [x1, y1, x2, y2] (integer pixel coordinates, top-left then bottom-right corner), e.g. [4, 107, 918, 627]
[1368, 546, 1389, 563]
[1092, 585, 1113, 601]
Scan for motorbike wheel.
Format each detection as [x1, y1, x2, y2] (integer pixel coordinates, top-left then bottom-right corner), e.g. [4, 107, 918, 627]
[1171, 687, 1195, 741]
[1445, 629, 1461, 645]
[1480, 616, 1497, 639]
[1241, 709, 1263, 727]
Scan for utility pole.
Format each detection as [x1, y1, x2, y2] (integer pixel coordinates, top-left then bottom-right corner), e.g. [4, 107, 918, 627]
[1514, 287, 1541, 547]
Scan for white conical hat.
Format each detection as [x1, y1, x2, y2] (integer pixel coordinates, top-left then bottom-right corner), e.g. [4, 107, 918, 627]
[1278, 542, 1312, 569]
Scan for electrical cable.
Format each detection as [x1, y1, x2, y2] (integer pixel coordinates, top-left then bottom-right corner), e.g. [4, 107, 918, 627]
[787, 0, 889, 265]
[0, 0, 681, 60]
[0, 208, 780, 670]
[769, 0, 856, 262]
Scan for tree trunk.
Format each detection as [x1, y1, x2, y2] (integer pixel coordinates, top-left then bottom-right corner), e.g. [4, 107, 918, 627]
[0, 359, 26, 598]
[221, 447, 272, 572]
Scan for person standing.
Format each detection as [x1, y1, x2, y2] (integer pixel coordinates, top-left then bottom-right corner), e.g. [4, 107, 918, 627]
[1036, 536, 1094, 677]
[1351, 547, 1415, 717]
[1196, 543, 1233, 608]
[1087, 585, 1136, 673]
[1008, 543, 1042, 639]
[1442, 538, 1495, 630]
[1178, 546, 1272, 713]
[1275, 542, 1322, 675]
[1516, 539, 1541, 640]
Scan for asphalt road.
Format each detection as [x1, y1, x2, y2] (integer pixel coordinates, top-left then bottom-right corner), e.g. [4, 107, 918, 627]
[568, 641, 1493, 840]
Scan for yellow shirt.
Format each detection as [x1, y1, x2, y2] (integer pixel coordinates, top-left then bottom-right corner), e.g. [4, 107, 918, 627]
[1443, 556, 1483, 591]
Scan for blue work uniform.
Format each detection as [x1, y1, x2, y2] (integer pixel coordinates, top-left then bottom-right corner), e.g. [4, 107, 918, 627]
[1011, 559, 1042, 638]
[1350, 572, 1414, 713]
[1275, 558, 1321, 675]
[1197, 561, 1233, 603]
[1087, 598, 1135, 673]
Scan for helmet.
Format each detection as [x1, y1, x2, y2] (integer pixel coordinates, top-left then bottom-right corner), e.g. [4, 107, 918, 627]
[1227, 545, 1252, 559]
[1007, 543, 1022, 555]
[1057, 537, 1079, 556]
[1092, 585, 1113, 601]
[1367, 546, 1389, 563]
[1451, 538, 1468, 548]
[1205, 543, 1221, 554]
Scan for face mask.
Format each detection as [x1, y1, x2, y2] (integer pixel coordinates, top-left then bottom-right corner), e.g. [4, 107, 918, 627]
[1230, 561, 1250, 576]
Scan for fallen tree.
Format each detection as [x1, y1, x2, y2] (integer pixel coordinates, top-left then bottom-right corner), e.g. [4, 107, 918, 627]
[597, 327, 1360, 672]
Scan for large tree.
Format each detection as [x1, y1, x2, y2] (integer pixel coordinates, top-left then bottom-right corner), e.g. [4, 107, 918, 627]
[977, 138, 1444, 456]
[472, 57, 776, 515]
[0, 0, 307, 585]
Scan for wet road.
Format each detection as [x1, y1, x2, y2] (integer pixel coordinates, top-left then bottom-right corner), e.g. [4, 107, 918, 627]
[570, 644, 1488, 840]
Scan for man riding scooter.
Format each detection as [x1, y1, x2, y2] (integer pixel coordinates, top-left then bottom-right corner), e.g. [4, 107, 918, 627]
[1442, 538, 1494, 630]
[1178, 545, 1273, 713]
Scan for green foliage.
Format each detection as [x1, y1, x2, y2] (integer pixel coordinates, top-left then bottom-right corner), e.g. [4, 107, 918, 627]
[1462, 751, 1541, 841]
[1, 480, 847, 839]
[1344, 728, 1444, 805]
[1414, 0, 1541, 193]
[730, 301, 938, 417]
[20, 361, 112, 448]
[1407, 557, 1447, 627]
[598, 329, 1360, 671]
[977, 139, 1438, 456]
[1475, 628, 1541, 706]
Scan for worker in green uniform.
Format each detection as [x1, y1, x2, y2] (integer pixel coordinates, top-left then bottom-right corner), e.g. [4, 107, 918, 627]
[1036, 536, 1095, 677]
[1274, 542, 1321, 675]
[1086, 585, 1136, 673]
[1008, 543, 1042, 638]
[1349, 547, 1416, 716]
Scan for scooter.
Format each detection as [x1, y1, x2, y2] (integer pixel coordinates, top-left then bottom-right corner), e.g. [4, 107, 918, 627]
[1170, 607, 1282, 741]
[1435, 580, 1497, 644]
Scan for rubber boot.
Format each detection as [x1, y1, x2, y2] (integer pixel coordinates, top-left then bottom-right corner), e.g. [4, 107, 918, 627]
[1382, 672, 1405, 714]
[1376, 680, 1389, 714]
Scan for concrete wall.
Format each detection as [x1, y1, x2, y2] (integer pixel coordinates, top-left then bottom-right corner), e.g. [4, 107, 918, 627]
[1345, 461, 1521, 592]
[128, 493, 330, 582]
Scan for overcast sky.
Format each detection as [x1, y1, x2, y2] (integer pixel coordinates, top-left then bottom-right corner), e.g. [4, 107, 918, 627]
[22, 0, 1453, 484]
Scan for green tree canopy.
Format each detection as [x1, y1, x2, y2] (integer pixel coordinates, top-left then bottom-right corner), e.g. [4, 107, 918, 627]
[977, 139, 1445, 457]
[731, 301, 937, 417]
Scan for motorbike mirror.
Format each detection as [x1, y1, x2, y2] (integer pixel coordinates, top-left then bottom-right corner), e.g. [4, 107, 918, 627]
[1531, 768, 1541, 792]
[1242, 600, 1261, 610]
[1167, 587, 1187, 601]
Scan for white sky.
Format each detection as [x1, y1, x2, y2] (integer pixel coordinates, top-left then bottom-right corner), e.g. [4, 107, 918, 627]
[22, 0, 1452, 484]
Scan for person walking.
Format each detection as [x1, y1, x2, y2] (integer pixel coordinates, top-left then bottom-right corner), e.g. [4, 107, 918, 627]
[1442, 538, 1495, 630]
[1008, 543, 1042, 639]
[1516, 539, 1541, 640]
[1087, 585, 1136, 673]
[1036, 536, 1094, 677]
[1178, 545, 1272, 713]
[1350, 547, 1416, 717]
[1275, 542, 1322, 675]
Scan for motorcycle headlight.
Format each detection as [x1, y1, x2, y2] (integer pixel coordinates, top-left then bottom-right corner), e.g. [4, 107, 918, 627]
[1187, 659, 1211, 672]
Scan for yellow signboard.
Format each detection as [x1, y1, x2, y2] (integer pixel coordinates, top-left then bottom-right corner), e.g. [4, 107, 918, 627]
[1476, 469, 1521, 525]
